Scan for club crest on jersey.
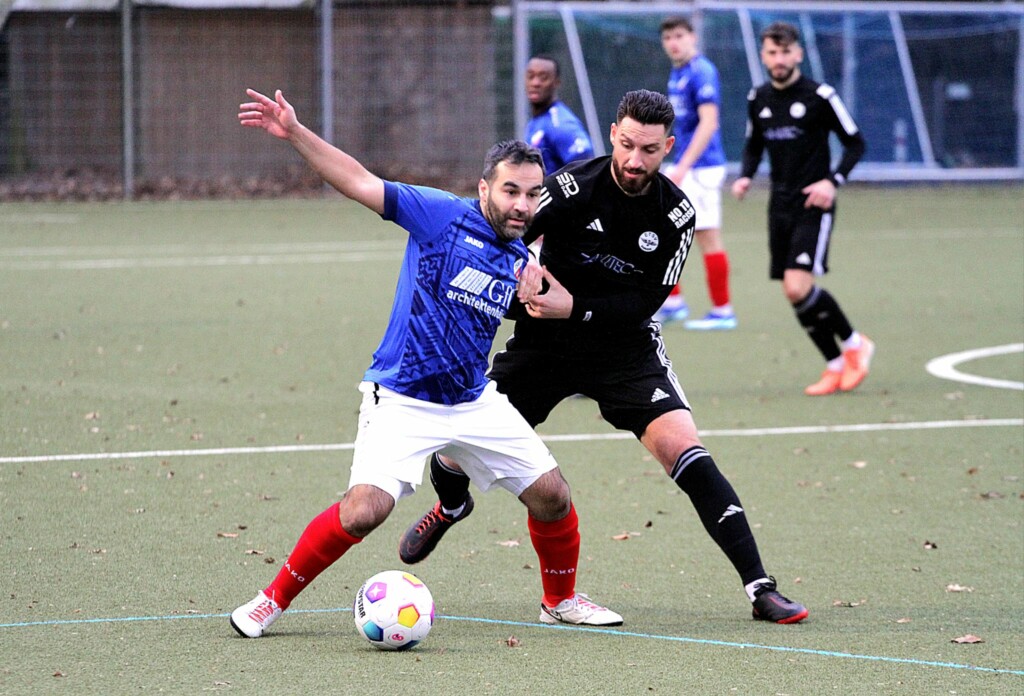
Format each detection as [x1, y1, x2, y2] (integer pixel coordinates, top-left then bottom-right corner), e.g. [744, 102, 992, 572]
[790, 102, 806, 118]
[513, 258, 525, 279]
[638, 231, 659, 252]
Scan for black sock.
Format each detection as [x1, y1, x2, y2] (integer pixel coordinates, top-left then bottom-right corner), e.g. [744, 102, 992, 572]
[793, 286, 847, 361]
[671, 447, 766, 586]
[429, 453, 471, 511]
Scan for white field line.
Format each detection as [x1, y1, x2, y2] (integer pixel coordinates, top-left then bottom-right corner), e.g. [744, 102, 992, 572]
[1, 418, 1020, 465]
[0, 227, 1018, 270]
[0, 250, 404, 270]
[926, 343, 1024, 391]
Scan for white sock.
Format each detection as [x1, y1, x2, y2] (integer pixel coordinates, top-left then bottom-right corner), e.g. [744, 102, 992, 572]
[827, 356, 844, 372]
[711, 304, 733, 315]
[842, 331, 862, 351]
[441, 503, 465, 518]
[663, 295, 686, 310]
[745, 578, 771, 602]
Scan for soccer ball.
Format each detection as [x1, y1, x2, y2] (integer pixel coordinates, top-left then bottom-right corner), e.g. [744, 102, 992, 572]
[353, 570, 435, 651]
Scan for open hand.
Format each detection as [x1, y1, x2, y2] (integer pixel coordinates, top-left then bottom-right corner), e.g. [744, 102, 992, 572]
[238, 89, 298, 140]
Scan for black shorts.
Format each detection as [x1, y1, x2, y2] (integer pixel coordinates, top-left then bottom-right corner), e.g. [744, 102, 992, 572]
[487, 323, 690, 439]
[768, 193, 836, 280]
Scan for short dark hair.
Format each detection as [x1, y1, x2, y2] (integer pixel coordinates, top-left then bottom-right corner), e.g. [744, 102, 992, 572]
[660, 16, 693, 33]
[615, 89, 675, 131]
[761, 21, 800, 47]
[483, 140, 545, 181]
[528, 54, 560, 78]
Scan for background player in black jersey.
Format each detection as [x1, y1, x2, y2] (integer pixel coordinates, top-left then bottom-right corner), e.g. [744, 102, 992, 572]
[732, 21, 874, 397]
[400, 89, 808, 625]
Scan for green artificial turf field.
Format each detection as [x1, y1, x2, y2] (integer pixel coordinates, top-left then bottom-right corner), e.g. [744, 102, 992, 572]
[1, 185, 1022, 694]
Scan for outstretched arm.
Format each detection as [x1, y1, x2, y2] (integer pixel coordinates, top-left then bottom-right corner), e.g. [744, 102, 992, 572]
[239, 89, 385, 214]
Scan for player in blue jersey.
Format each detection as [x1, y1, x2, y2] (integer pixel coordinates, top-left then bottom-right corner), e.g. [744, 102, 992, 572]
[654, 17, 737, 331]
[525, 55, 594, 177]
[229, 88, 621, 639]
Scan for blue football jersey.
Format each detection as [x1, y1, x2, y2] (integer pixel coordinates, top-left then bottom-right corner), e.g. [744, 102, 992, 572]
[526, 100, 594, 175]
[365, 181, 529, 405]
[667, 55, 726, 169]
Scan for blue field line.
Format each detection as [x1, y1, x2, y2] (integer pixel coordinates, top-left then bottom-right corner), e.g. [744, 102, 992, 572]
[2, 608, 1021, 676]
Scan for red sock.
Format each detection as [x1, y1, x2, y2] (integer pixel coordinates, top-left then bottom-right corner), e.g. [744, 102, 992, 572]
[667, 284, 683, 298]
[704, 251, 730, 307]
[264, 502, 361, 609]
[528, 504, 580, 607]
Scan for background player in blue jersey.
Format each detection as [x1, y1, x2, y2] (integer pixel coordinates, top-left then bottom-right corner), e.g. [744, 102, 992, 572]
[655, 16, 737, 331]
[525, 55, 594, 177]
[229, 88, 621, 639]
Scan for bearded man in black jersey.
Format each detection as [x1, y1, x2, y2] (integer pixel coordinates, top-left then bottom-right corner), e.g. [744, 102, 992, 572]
[399, 89, 807, 625]
[732, 21, 874, 397]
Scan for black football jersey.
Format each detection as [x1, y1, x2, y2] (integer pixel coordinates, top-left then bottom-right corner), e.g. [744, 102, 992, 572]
[515, 156, 695, 349]
[740, 75, 865, 191]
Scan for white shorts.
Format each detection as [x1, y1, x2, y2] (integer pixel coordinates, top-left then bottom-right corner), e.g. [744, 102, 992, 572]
[348, 381, 558, 502]
[667, 164, 725, 231]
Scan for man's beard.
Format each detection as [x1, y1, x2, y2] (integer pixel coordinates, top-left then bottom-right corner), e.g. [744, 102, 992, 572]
[612, 157, 656, 196]
[770, 64, 796, 84]
[485, 196, 531, 241]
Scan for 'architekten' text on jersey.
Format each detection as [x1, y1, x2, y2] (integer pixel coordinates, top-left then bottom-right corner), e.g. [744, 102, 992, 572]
[368, 181, 528, 405]
[667, 54, 726, 169]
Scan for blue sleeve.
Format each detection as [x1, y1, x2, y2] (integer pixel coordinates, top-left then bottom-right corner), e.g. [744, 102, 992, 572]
[382, 181, 464, 244]
[692, 60, 721, 108]
[549, 110, 594, 165]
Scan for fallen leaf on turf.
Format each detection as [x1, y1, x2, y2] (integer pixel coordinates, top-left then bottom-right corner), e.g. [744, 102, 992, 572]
[644, 520, 653, 528]
[832, 599, 866, 608]
[505, 635, 521, 647]
[217, 532, 238, 539]
[952, 634, 983, 644]
[53, 671, 65, 678]
[896, 618, 912, 624]
[612, 531, 641, 540]
[497, 539, 520, 548]
[946, 583, 974, 593]
[84, 412, 99, 420]
[851, 460, 867, 469]
[923, 540, 938, 550]
[244, 549, 264, 555]
[978, 491, 1004, 500]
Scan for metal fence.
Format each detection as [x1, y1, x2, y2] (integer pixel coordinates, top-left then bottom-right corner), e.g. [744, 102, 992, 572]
[513, 1, 1024, 182]
[1, 1, 1021, 200]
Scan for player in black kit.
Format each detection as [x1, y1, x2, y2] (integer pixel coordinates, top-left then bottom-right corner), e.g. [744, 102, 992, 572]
[401, 89, 807, 625]
[732, 21, 874, 396]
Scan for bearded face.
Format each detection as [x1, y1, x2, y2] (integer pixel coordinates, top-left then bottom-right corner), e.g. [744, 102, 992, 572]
[484, 188, 533, 241]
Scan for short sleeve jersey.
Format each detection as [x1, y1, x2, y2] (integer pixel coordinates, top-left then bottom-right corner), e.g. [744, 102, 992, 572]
[667, 55, 726, 169]
[366, 181, 529, 405]
[526, 101, 595, 175]
[519, 157, 695, 351]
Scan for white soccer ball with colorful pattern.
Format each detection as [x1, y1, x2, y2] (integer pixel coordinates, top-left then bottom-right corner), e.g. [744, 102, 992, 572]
[353, 570, 435, 650]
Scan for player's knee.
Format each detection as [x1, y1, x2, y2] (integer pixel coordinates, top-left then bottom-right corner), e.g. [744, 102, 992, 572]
[338, 485, 394, 537]
[520, 469, 571, 521]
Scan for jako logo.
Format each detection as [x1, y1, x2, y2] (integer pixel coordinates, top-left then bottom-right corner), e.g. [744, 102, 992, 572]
[463, 235, 484, 249]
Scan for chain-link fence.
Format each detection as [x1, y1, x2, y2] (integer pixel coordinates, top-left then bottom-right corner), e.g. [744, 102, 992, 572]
[2, 1, 1021, 200]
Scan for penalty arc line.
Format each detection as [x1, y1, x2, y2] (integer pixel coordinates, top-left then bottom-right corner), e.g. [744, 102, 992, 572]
[1, 608, 1020, 677]
[926, 343, 1024, 391]
[1, 418, 1022, 465]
